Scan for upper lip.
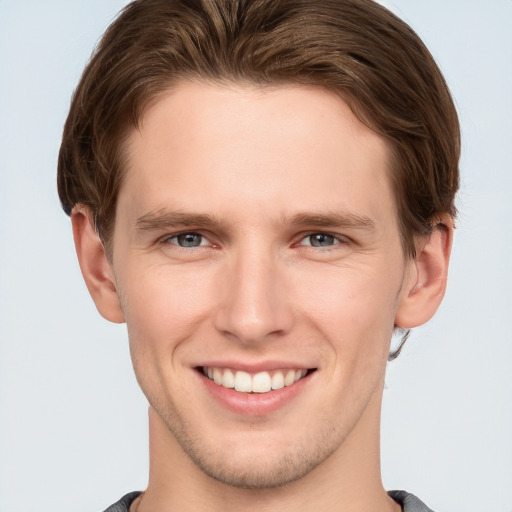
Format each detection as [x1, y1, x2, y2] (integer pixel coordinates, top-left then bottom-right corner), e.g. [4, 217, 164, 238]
[195, 360, 315, 373]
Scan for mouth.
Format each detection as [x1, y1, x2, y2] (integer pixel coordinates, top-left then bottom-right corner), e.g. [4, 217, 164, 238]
[199, 366, 313, 394]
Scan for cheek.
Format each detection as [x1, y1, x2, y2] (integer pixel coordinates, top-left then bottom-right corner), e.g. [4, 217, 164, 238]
[118, 265, 214, 354]
[296, 261, 401, 323]
[296, 265, 400, 368]
[119, 267, 214, 407]
[118, 254, 403, 357]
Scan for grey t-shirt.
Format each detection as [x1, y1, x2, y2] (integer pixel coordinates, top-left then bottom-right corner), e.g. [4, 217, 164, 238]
[103, 490, 435, 511]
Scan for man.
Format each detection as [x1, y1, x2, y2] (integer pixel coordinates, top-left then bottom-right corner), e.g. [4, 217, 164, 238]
[57, 0, 459, 510]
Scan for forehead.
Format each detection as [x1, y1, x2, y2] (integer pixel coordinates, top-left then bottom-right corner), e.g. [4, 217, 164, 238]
[119, 81, 395, 231]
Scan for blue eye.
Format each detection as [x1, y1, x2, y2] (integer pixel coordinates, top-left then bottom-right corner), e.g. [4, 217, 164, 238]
[169, 233, 206, 248]
[301, 233, 340, 247]
[310, 234, 336, 247]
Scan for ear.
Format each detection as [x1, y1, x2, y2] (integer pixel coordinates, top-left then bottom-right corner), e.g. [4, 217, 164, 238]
[71, 206, 125, 323]
[395, 216, 454, 328]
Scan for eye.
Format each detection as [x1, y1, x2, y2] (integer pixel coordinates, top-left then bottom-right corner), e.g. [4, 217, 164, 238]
[166, 232, 208, 248]
[299, 233, 344, 248]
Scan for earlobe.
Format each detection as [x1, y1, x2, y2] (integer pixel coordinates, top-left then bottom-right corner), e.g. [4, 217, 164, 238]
[395, 216, 454, 329]
[71, 207, 125, 324]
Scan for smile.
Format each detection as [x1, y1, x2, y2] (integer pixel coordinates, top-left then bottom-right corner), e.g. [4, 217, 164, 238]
[201, 367, 309, 394]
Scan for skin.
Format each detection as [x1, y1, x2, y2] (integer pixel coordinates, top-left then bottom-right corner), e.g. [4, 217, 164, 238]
[72, 82, 452, 512]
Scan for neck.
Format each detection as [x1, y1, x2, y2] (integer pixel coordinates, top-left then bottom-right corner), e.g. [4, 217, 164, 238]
[137, 386, 399, 512]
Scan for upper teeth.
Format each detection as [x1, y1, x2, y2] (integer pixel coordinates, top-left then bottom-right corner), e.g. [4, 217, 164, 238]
[203, 367, 308, 393]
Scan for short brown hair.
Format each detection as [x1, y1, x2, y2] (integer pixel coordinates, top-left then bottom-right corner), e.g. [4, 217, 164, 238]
[57, 0, 460, 258]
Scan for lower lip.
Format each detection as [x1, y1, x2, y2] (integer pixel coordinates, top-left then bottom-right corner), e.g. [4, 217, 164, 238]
[198, 371, 312, 416]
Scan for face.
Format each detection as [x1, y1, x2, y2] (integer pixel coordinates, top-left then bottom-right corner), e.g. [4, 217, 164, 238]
[111, 82, 413, 487]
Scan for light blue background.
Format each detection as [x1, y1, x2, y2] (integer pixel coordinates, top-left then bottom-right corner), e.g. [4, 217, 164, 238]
[0, 1, 511, 511]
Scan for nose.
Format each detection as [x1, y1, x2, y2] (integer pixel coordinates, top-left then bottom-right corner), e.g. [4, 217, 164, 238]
[213, 246, 294, 344]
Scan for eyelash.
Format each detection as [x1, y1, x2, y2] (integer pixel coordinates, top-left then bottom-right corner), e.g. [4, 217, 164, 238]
[295, 232, 349, 249]
[160, 232, 212, 249]
[159, 231, 350, 250]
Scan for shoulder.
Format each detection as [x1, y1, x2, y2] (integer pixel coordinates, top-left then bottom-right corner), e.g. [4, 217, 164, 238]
[102, 491, 142, 512]
[388, 490, 437, 512]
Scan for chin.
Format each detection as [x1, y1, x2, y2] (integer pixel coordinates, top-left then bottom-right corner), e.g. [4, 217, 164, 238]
[164, 414, 343, 490]
[189, 447, 327, 489]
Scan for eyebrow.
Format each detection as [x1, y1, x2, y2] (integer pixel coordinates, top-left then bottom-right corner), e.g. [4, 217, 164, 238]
[135, 209, 222, 231]
[135, 208, 376, 232]
[290, 211, 376, 231]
